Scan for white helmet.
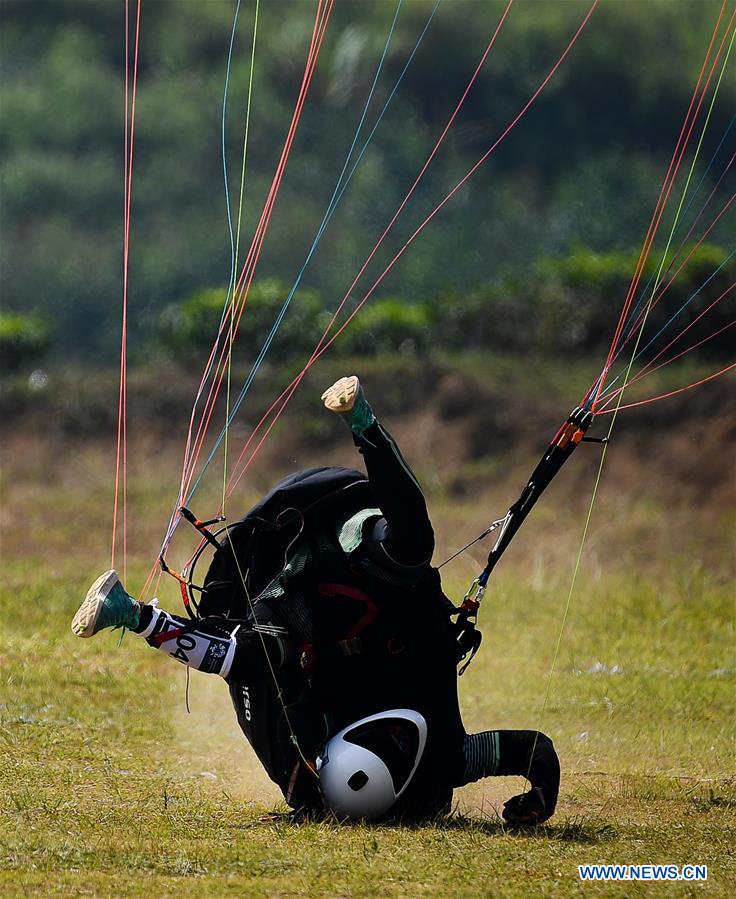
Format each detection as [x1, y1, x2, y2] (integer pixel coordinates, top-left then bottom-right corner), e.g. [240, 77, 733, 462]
[316, 709, 427, 820]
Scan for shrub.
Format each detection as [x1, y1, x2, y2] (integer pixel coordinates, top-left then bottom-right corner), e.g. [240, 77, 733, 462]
[509, 243, 734, 356]
[157, 242, 733, 366]
[0, 313, 51, 374]
[159, 280, 328, 361]
[339, 298, 431, 356]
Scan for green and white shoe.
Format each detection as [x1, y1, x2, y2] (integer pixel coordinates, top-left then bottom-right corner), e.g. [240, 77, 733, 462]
[71, 569, 140, 637]
[321, 375, 375, 436]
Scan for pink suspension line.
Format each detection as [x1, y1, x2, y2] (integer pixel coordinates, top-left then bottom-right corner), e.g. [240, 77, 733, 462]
[144, 0, 334, 595]
[224, 0, 600, 499]
[175, 0, 515, 575]
[591, 2, 734, 409]
[174, 0, 333, 522]
[598, 362, 736, 414]
[600, 281, 736, 409]
[182, 0, 508, 497]
[608, 189, 736, 366]
[299, 0, 516, 373]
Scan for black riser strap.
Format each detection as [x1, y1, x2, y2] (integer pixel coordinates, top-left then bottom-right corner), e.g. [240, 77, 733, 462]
[480, 409, 593, 582]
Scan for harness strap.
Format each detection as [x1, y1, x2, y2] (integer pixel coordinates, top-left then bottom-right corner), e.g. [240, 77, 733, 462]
[317, 582, 378, 639]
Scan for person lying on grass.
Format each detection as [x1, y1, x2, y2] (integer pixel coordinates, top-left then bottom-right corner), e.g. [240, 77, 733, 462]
[72, 376, 560, 824]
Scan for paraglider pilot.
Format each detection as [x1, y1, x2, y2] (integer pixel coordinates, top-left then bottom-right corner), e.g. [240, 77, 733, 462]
[72, 377, 560, 823]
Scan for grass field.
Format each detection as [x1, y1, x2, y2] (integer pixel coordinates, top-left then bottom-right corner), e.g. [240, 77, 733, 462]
[1, 375, 734, 896]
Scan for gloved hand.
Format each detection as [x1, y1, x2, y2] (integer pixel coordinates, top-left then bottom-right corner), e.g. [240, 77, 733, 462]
[502, 785, 549, 826]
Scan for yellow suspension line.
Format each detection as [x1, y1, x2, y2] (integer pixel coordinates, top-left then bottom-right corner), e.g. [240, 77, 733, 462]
[530, 18, 735, 765]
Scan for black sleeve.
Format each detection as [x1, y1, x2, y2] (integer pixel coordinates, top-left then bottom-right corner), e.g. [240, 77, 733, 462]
[226, 626, 298, 682]
[224, 589, 305, 682]
[457, 728, 560, 817]
[496, 730, 560, 816]
[355, 420, 434, 568]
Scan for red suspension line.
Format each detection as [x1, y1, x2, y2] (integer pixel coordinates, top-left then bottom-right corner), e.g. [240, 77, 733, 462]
[176, 0, 329, 500]
[609, 190, 736, 364]
[600, 281, 736, 408]
[225, 0, 600, 499]
[176, 0, 333, 512]
[112, 0, 141, 581]
[598, 362, 736, 415]
[175, 0, 509, 518]
[147, 0, 333, 584]
[592, 1, 733, 409]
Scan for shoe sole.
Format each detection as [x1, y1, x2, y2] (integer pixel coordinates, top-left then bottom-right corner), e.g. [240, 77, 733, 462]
[321, 375, 360, 413]
[71, 569, 119, 638]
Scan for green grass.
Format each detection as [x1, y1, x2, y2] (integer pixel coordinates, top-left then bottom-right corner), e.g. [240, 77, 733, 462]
[1, 428, 734, 897]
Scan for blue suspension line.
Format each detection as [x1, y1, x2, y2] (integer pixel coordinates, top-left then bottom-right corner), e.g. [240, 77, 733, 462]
[600, 247, 736, 399]
[629, 248, 735, 360]
[180, 0, 247, 466]
[615, 112, 736, 355]
[202, 0, 248, 372]
[160, 0, 246, 552]
[185, 0, 443, 508]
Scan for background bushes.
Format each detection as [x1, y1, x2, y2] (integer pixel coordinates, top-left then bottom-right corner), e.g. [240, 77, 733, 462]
[0, 313, 51, 374]
[158, 243, 733, 362]
[1, 0, 733, 364]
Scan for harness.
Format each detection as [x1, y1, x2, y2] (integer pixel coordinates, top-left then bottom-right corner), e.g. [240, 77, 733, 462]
[157, 406, 601, 676]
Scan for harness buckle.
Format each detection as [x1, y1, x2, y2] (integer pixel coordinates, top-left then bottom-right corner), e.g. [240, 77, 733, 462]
[452, 577, 486, 675]
[462, 578, 486, 611]
[338, 636, 363, 656]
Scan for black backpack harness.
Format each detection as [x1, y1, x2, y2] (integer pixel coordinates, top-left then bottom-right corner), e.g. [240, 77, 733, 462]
[158, 405, 599, 675]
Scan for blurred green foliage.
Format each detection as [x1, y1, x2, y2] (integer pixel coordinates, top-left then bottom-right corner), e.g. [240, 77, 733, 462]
[0, 313, 51, 374]
[340, 298, 432, 356]
[164, 242, 733, 361]
[1, 0, 733, 363]
[160, 279, 328, 358]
